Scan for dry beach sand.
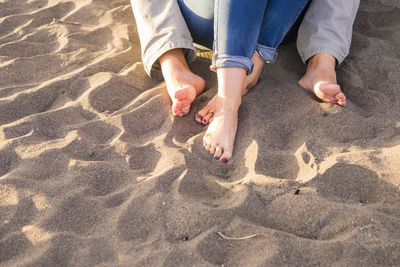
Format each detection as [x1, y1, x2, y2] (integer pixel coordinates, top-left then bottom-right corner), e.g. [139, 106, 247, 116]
[1, 0, 400, 266]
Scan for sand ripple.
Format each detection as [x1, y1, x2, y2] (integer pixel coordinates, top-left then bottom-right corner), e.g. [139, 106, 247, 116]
[1, 0, 400, 265]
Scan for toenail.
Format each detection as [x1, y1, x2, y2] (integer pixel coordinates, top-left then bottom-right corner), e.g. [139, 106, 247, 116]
[202, 119, 207, 124]
[215, 156, 220, 160]
[220, 158, 228, 164]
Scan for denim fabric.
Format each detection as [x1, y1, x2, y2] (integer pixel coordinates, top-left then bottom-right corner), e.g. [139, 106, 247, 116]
[177, 0, 214, 49]
[178, 0, 310, 73]
[256, 0, 310, 63]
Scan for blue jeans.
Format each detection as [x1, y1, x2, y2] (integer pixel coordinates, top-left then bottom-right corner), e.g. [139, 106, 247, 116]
[178, 0, 310, 73]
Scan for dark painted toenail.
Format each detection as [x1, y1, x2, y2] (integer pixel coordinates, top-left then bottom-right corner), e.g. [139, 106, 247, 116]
[202, 119, 207, 124]
[195, 114, 203, 121]
[215, 157, 220, 160]
[220, 158, 228, 164]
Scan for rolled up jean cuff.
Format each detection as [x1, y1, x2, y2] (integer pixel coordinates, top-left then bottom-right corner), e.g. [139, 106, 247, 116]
[211, 53, 253, 74]
[255, 43, 278, 63]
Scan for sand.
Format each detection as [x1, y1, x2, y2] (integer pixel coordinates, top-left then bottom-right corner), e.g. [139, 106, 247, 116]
[1, 0, 400, 266]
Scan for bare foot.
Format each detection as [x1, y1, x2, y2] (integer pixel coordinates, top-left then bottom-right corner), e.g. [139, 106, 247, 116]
[298, 53, 346, 106]
[195, 53, 265, 124]
[203, 68, 245, 163]
[160, 49, 206, 116]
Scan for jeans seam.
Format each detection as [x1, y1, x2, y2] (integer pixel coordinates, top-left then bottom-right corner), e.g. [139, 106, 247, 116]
[211, 0, 218, 71]
[285, 0, 310, 43]
[213, 0, 219, 53]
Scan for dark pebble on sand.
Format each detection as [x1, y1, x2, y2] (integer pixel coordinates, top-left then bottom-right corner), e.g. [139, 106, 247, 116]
[319, 219, 328, 228]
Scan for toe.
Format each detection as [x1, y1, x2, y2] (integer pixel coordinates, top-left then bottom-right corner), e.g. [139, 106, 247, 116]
[175, 109, 185, 117]
[209, 143, 217, 155]
[220, 148, 232, 163]
[214, 146, 223, 159]
[172, 103, 181, 115]
[195, 113, 203, 123]
[202, 113, 213, 125]
[205, 142, 212, 152]
[172, 106, 181, 117]
[181, 106, 190, 115]
[173, 100, 191, 116]
[198, 96, 217, 118]
[203, 135, 208, 148]
[197, 105, 211, 119]
[336, 92, 346, 106]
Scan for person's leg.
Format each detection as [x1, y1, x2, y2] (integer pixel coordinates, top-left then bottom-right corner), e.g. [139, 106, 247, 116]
[203, 0, 310, 162]
[255, 0, 310, 63]
[297, 0, 360, 106]
[130, 0, 205, 116]
[202, 0, 268, 162]
[204, 67, 246, 162]
[179, 0, 265, 124]
[177, 0, 215, 50]
[180, 0, 265, 124]
[159, 49, 206, 116]
[197, 0, 309, 125]
[196, 53, 264, 125]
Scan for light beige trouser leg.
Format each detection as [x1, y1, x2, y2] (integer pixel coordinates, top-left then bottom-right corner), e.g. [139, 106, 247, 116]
[130, 0, 196, 77]
[297, 0, 360, 64]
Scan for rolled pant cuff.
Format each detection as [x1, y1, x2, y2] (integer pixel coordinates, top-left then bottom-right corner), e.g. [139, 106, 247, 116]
[255, 44, 278, 63]
[299, 46, 348, 65]
[143, 40, 196, 78]
[211, 53, 253, 74]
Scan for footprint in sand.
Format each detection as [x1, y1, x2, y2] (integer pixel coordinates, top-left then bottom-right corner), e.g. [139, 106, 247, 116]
[313, 163, 382, 204]
[16, 150, 69, 181]
[105, 190, 131, 208]
[120, 96, 169, 142]
[164, 199, 231, 243]
[88, 76, 141, 113]
[0, 80, 68, 125]
[127, 144, 161, 172]
[117, 194, 162, 241]
[73, 162, 129, 197]
[3, 106, 95, 140]
[0, 27, 60, 58]
[255, 152, 299, 179]
[77, 121, 120, 144]
[42, 195, 99, 234]
[0, 149, 20, 177]
[0, 233, 31, 263]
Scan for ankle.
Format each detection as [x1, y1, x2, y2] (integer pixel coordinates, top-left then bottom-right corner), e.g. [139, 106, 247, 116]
[159, 49, 190, 74]
[308, 53, 336, 71]
[216, 94, 241, 112]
